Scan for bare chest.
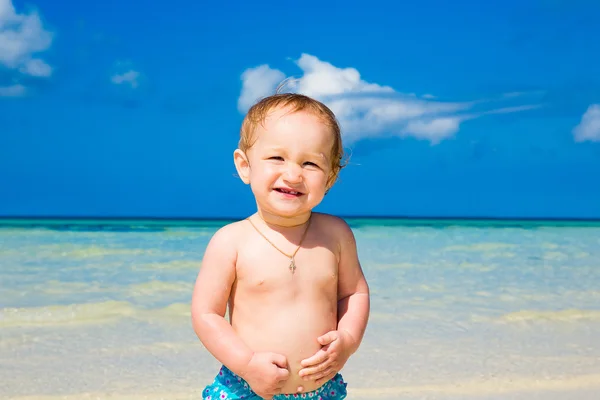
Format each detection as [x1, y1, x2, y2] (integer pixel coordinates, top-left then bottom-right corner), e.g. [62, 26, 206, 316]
[234, 238, 339, 295]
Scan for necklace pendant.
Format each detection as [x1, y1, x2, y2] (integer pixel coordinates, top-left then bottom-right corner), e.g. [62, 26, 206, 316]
[289, 258, 296, 273]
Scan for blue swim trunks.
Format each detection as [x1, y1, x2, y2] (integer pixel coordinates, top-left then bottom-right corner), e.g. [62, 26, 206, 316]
[202, 365, 348, 400]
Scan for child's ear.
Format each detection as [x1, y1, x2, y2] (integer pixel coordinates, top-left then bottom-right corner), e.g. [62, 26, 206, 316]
[233, 149, 251, 184]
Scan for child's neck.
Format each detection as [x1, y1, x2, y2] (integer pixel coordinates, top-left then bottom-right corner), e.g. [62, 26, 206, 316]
[256, 209, 312, 228]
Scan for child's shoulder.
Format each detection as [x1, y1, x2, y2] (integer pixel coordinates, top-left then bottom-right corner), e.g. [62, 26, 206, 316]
[207, 219, 249, 246]
[312, 213, 357, 257]
[213, 219, 245, 240]
[312, 212, 346, 225]
[312, 212, 354, 238]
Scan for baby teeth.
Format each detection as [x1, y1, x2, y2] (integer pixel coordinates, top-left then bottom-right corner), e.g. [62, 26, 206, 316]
[277, 188, 300, 195]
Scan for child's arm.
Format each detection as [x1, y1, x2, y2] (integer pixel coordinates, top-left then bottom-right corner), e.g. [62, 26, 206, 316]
[335, 220, 370, 354]
[191, 225, 290, 397]
[191, 225, 254, 374]
[299, 218, 370, 383]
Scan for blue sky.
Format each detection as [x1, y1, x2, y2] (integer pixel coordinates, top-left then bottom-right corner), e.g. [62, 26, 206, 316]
[1, 0, 599, 219]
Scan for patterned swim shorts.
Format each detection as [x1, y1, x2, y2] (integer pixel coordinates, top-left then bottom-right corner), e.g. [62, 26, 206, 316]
[202, 365, 348, 400]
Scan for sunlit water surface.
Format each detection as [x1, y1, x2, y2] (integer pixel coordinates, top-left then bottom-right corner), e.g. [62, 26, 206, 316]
[1, 219, 600, 399]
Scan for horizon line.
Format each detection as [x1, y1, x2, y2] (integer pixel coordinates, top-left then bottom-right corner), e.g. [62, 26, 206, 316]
[1, 215, 600, 222]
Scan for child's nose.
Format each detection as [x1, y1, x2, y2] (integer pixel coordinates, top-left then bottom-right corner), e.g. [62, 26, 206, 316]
[284, 163, 302, 182]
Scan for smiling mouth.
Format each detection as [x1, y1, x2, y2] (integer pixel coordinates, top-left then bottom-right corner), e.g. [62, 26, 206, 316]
[274, 188, 303, 196]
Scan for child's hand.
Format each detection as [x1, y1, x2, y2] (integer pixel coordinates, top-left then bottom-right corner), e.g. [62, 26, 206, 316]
[298, 330, 354, 385]
[242, 352, 290, 399]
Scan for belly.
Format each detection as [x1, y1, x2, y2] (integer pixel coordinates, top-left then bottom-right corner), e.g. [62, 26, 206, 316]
[232, 301, 337, 394]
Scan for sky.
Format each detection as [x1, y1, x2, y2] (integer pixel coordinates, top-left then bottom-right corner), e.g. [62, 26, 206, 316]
[1, 0, 599, 219]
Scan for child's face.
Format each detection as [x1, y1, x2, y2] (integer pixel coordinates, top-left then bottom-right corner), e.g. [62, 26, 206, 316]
[235, 107, 334, 220]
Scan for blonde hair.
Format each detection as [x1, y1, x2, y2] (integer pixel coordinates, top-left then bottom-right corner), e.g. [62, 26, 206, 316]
[239, 93, 345, 188]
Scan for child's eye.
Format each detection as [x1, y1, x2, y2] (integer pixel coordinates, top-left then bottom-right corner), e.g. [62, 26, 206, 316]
[303, 161, 319, 168]
[268, 156, 284, 161]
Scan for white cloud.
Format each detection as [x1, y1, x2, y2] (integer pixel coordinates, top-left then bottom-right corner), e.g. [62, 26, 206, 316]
[238, 54, 538, 144]
[502, 90, 545, 99]
[479, 104, 542, 115]
[0, 0, 53, 76]
[237, 64, 285, 113]
[111, 70, 140, 88]
[19, 58, 52, 77]
[291, 54, 394, 97]
[573, 104, 600, 142]
[0, 83, 26, 97]
[403, 117, 462, 144]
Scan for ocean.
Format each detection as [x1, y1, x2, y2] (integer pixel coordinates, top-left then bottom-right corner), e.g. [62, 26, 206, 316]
[1, 218, 600, 399]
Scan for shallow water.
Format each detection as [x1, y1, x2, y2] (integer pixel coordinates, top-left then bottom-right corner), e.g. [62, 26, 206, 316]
[1, 219, 600, 399]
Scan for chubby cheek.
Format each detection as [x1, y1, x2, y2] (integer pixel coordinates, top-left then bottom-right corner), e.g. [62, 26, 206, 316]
[307, 176, 329, 197]
[249, 166, 278, 192]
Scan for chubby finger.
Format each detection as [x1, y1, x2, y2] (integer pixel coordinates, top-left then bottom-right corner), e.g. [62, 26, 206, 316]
[315, 370, 337, 385]
[302, 366, 334, 382]
[277, 367, 290, 381]
[270, 353, 288, 369]
[300, 349, 329, 368]
[299, 361, 331, 379]
[317, 331, 338, 346]
[312, 367, 335, 381]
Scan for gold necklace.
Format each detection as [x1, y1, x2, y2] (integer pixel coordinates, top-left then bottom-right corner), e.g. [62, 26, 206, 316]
[246, 215, 312, 273]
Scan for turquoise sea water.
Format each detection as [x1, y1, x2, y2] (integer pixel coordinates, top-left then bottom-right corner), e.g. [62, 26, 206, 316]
[1, 218, 600, 399]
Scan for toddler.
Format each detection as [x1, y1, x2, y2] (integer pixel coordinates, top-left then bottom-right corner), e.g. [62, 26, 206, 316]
[191, 93, 370, 400]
